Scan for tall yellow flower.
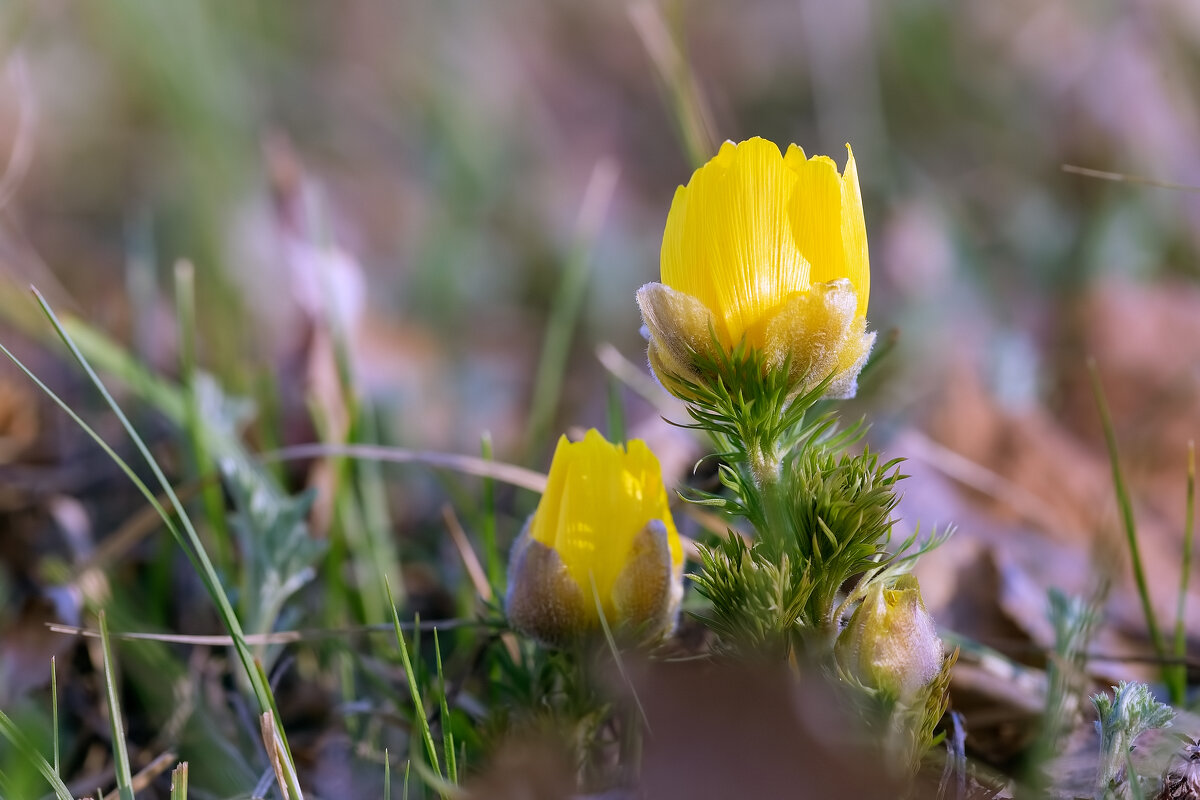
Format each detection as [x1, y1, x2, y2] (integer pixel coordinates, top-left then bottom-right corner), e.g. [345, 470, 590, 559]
[637, 137, 875, 399]
[505, 430, 684, 644]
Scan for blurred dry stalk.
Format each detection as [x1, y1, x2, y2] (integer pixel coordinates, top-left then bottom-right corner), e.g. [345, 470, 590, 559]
[629, 2, 715, 167]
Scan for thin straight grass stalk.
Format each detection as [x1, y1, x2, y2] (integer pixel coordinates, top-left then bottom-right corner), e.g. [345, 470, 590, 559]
[252, 763, 276, 798]
[1088, 361, 1175, 700]
[356, 408, 404, 615]
[303, 190, 356, 399]
[384, 578, 442, 781]
[606, 376, 626, 443]
[301, 191, 405, 621]
[51, 655, 59, 777]
[122, 209, 158, 381]
[384, 749, 391, 800]
[253, 370, 288, 485]
[174, 260, 232, 566]
[308, 402, 387, 631]
[0, 710, 73, 800]
[335, 468, 388, 625]
[2, 290, 304, 788]
[524, 160, 619, 462]
[480, 432, 501, 591]
[403, 760, 411, 800]
[1172, 442, 1195, 698]
[170, 763, 188, 800]
[98, 612, 135, 800]
[433, 629, 458, 784]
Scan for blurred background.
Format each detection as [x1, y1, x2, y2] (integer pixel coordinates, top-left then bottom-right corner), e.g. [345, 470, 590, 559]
[1, 0, 1199, 791]
[2, 1, 1200, 441]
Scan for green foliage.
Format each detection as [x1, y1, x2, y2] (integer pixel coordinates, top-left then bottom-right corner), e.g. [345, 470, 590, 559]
[0, 708, 72, 800]
[98, 613, 135, 800]
[663, 335, 955, 779]
[1, 293, 308, 798]
[835, 643, 958, 780]
[224, 465, 324, 649]
[690, 532, 816, 659]
[782, 443, 903, 628]
[676, 344, 906, 650]
[1092, 682, 1176, 799]
[1033, 589, 1102, 768]
[1089, 363, 1179, 702]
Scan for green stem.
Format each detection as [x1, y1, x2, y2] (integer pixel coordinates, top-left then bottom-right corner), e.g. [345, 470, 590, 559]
[748, 440, 790, 557]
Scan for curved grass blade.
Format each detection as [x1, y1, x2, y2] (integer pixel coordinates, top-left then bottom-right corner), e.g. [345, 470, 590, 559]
[0, 710, 73, 800]
[2, 288, 304, 789]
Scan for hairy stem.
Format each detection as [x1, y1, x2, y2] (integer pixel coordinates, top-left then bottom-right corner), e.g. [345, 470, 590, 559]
[748, 440, 791, 558]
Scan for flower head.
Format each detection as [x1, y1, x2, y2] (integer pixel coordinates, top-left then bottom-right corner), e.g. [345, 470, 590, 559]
[835, 576, 944, 701]
[637, 137, 875, 399]
[505, 430, 684, 644]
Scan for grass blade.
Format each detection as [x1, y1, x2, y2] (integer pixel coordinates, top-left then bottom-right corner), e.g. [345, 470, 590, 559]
[1088, 361, 1174, 700]
[98, 611, 136, 800]
[0, 710, 73, 800]
[606, 375, 626, 443]
[174, 259, 232, 565]
[2, 289, 303, 784]
[480, 432, 501, 591]
[170, 762, 188, 800]
[1172, 442, 1196, 700]
[384, 578, 442, 781]
[50, 655, 59, 778]
[434, 629, 458, 784]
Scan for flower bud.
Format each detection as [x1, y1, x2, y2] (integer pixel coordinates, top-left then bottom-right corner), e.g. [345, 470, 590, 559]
[836, 575, 944, 701]
[505, 430, 684, 644]
[637, 137, 875, 400]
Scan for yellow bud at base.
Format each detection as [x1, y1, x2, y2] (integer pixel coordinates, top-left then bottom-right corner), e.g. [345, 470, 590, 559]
[836, 575, 944, 701]
[504, 431, 684, 645]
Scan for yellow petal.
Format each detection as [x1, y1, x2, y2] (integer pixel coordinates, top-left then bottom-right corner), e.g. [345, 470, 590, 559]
[529, 435, 572, 549]
[526, 430, 680, 625]
[838, 144, 870, 316]
[661, 138, 812, 348]
[783, 148, 850, 295]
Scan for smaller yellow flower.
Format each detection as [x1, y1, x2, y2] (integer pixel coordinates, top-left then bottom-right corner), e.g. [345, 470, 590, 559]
[505, 430, 684, 644]
[637, 137, 875, 399]
[835, 576, 944, 701]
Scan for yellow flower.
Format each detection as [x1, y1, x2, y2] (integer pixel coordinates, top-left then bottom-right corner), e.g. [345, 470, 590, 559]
[637, 137, 875, 399]
[835, 576, 944, 701]
[505, 430, 684, 644]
